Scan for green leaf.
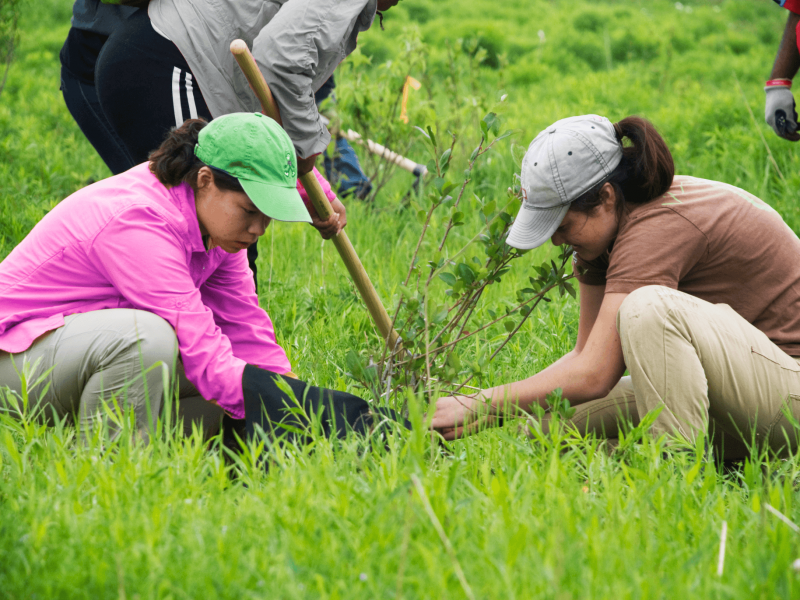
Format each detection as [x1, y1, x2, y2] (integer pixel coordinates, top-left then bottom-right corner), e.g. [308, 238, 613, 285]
[442, 181, 459, 196]
[431, 305, 449, 324]
[440, 148, 452, 167]
[751, 492, 761, 514]
[426, 125, 438, 150]
[447, 352, 462, 370]
[345, 350, 374, 383]
[504, 319, 516, 332]
[685, 462, 702, 485]
[456, 262, 475, 285]
[451, 211, 464, 225]
[438, 272, 457, 286]
[417, 209, 427, 224]
[482, 112, 501, 136]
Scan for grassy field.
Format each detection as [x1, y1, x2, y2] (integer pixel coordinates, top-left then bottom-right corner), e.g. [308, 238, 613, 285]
[3, 0, 800, 598]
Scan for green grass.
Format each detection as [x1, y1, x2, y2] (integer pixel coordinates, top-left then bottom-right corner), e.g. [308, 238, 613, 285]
[3, 0, 800, 597]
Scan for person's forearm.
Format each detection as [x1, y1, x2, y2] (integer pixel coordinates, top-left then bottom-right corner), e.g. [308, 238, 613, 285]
[481, 349, 618, 416]
[771, 12, 800, 80]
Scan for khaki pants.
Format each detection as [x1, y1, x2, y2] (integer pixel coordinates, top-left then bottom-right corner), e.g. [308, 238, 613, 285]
[542, 286, 800, 459]
[0, 309, 224, 442]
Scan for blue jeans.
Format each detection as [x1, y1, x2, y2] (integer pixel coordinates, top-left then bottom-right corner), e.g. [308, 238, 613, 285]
[323, 138, 372, 199]
[315, 75, 372, 199]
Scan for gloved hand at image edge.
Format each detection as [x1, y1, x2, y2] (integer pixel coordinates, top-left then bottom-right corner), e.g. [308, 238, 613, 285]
[241, 364, 411, 445]
[765, 80, 800, 141]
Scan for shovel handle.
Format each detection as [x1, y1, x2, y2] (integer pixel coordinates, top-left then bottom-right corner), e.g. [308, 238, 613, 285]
[230, 39, 400, 350]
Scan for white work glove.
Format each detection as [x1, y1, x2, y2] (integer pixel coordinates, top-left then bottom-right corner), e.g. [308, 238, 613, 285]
[765, 83, 799, 141]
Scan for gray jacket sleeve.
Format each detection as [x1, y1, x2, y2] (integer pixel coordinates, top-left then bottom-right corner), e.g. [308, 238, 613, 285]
[252, 0, 373, 158]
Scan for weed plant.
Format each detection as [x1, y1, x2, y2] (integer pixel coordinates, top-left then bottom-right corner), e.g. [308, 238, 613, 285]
[3, 0, 800, 598]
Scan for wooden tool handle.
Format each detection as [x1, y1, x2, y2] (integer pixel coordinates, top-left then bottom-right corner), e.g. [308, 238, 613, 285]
[230, 40, 282, 125]
[340, 129, 427, 177]
[231, 40, 336, 222]
[230, 40, 400, 350]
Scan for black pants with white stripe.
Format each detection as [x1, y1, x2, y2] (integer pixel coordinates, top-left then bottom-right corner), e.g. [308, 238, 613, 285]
[95, 10, 260, 284]
[96, 10, 212, 167]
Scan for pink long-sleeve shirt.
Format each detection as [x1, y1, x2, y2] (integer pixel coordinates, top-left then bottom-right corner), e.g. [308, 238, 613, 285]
[0, 163, 334, 419]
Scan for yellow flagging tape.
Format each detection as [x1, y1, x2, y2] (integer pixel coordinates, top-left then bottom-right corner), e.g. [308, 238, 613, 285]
[400, 76, 422, 124]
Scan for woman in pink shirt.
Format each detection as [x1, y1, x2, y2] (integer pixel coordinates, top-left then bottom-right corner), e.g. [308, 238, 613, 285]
[0, 113, 402, 443]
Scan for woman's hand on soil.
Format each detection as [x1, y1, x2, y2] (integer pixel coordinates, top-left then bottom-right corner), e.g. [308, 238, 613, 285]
[309, 196, 347, 239]
[431, 393, 496, 440]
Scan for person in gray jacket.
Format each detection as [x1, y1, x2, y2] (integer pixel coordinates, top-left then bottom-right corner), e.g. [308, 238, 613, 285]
[95, 0, 399, 280]
[146, 0, 398, 176]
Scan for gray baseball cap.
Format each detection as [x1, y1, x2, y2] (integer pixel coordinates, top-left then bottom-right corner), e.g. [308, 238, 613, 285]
[506, 115, 623, 250]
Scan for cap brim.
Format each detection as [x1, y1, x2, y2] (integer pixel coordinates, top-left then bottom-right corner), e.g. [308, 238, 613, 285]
[240, 179, 312, 223]
[506, 203, 569, 250]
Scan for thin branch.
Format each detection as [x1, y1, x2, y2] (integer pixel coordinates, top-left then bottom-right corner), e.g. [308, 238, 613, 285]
[436, 135, 505, 254]
[380, 198, 442, 366]
[426, 197, 519, 287]
[392, 274, 569, 369]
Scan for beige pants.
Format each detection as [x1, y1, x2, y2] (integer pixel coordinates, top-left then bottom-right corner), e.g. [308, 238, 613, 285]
[542, 286, 800, 459]
[0, 309, 224, 442]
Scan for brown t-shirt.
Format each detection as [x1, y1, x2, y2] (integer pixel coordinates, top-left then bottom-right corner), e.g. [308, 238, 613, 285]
[574, 176, 800, 355]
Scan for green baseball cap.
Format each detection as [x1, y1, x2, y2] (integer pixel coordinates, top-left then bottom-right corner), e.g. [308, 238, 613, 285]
[194, 112, 311, 223]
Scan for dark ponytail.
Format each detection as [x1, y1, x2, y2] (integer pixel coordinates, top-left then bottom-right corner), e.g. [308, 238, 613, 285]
[148, 118, 244, 193]
[570, 116, 674, 215]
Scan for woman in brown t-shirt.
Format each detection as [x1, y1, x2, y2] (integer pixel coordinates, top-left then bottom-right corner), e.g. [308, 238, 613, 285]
[432, 114, 800, 458]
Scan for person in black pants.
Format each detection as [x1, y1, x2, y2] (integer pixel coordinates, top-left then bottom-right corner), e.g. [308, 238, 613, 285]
[95, 10, 213, 168]
[59, 0, 137, 176]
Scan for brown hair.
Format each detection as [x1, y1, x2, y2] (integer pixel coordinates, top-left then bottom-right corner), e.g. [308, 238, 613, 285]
[148, 119, 244, 193]
[570, 116, 674, 215]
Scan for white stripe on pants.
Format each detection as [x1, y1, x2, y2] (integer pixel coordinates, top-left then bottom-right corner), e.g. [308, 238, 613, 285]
[185, 72, 198, 119]
[171, 66, 183, 127]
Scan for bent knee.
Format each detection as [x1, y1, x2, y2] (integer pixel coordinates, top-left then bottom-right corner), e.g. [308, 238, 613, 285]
[128, 311, 178, 364]
[616, 285, 677, 336]
[87, 309, 179, 369]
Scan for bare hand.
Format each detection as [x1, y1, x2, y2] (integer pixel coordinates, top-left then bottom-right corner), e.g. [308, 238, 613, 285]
[308, 196, 347, 239]
[297, 154, 318, 176]
[431, 393, 497, 440]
